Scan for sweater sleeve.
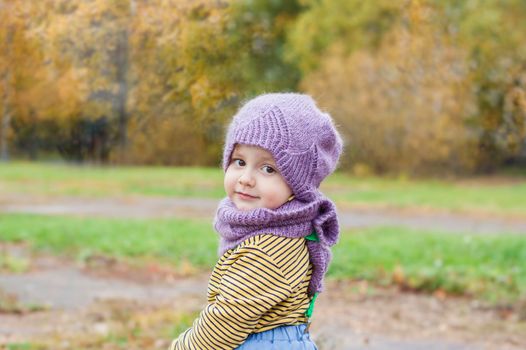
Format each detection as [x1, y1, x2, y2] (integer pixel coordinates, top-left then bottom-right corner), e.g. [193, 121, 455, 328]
[170, 245, 293, 350]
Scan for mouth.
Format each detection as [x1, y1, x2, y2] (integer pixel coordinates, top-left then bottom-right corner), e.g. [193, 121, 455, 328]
[235, 191, 259, 200]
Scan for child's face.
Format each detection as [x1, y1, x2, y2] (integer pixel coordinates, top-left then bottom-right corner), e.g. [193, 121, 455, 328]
[224, 144, 293, 211]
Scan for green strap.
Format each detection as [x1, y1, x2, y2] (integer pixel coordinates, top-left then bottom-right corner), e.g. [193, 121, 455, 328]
[305, 232, 319, 319]
[305, 231, 319, 242]
[305, 292, 319, 318]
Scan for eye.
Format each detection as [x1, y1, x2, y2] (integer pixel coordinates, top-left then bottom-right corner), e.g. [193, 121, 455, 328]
[262, 165, 276, 174]
[232, 158, 245, 166]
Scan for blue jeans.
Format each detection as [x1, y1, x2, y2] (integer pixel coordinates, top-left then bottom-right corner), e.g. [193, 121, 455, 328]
[235, 324, 318, 350]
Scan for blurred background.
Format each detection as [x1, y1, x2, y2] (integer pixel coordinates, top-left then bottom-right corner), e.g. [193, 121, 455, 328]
[1, 0, 525, 173]
[0, 0, 525, 349]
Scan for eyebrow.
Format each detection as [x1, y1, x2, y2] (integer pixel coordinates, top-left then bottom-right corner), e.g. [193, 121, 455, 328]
[232, 151, 276, 164]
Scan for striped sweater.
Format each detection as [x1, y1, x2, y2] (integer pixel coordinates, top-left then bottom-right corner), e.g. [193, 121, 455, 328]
[171, 234, 312, 350]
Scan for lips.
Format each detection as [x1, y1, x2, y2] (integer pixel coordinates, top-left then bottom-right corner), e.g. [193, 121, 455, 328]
[236, 191, 259, 200]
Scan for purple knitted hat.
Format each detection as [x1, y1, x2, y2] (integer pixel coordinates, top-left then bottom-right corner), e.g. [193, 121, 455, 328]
[222, 93, 343, 198]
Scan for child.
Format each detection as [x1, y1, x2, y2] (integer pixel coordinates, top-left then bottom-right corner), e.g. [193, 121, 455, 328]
[170, 93, 343, 350]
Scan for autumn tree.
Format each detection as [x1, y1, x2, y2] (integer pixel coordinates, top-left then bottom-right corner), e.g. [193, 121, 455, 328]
[436, 0, 526, 169]
[40, 0, 136, 161]
[303, 1, 478, 175]
[0, 0, 81, 160]
[290, 0, 526, 174]
[498, 69, 526, 161]
[0, 0, 33, 161]
[286, 0, 402, 75]
[126, 0, 303, 165]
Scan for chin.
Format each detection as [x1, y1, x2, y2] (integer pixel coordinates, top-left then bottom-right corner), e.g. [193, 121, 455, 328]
[234, 201, 256, 211]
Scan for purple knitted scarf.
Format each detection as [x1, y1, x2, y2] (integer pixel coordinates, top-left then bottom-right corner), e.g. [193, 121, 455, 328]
[213, 190, 339, 295]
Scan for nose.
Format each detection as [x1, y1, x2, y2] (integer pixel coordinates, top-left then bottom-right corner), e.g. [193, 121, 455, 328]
[238, 169, 255, 187]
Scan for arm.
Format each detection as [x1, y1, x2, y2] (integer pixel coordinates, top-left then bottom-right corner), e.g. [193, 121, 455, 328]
[170, 246, 292, 350]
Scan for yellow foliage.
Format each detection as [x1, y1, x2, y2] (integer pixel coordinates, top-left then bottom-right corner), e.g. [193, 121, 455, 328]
[1, 1, 82, 127]
[126, 112, 208, 166]
[5, 0, 523, 168]
[303, 4, 479, 175]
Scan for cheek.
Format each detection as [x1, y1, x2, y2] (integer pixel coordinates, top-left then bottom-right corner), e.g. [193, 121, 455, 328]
[264, 179, 293, 208]
[223, 169, 236, 195]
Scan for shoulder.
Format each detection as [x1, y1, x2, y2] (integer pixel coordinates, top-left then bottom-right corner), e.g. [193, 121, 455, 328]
[227, 234, 310, 284]
[234, 234, 307, 258]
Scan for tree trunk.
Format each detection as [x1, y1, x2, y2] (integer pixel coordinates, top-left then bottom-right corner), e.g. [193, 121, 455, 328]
[0, 85, 11, 161]
[0, 25, 13, 162]
[115, 28, 129, 156]
[113, 0, 135, 161]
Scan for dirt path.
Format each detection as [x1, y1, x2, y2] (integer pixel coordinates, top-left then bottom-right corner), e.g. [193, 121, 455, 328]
[1, 194, 526, 234]
[0, 247, 525, 350]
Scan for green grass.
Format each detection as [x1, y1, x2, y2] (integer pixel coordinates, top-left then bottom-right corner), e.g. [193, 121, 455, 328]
[5, 345, 45, 350]
[330, 226, 526, 302]
[324, 172, 526, 215]
[0, 214, 219, 271]
[0, 162, 225, 198]
[1, 213, 524, 303]
[1, 161, 526, 215]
